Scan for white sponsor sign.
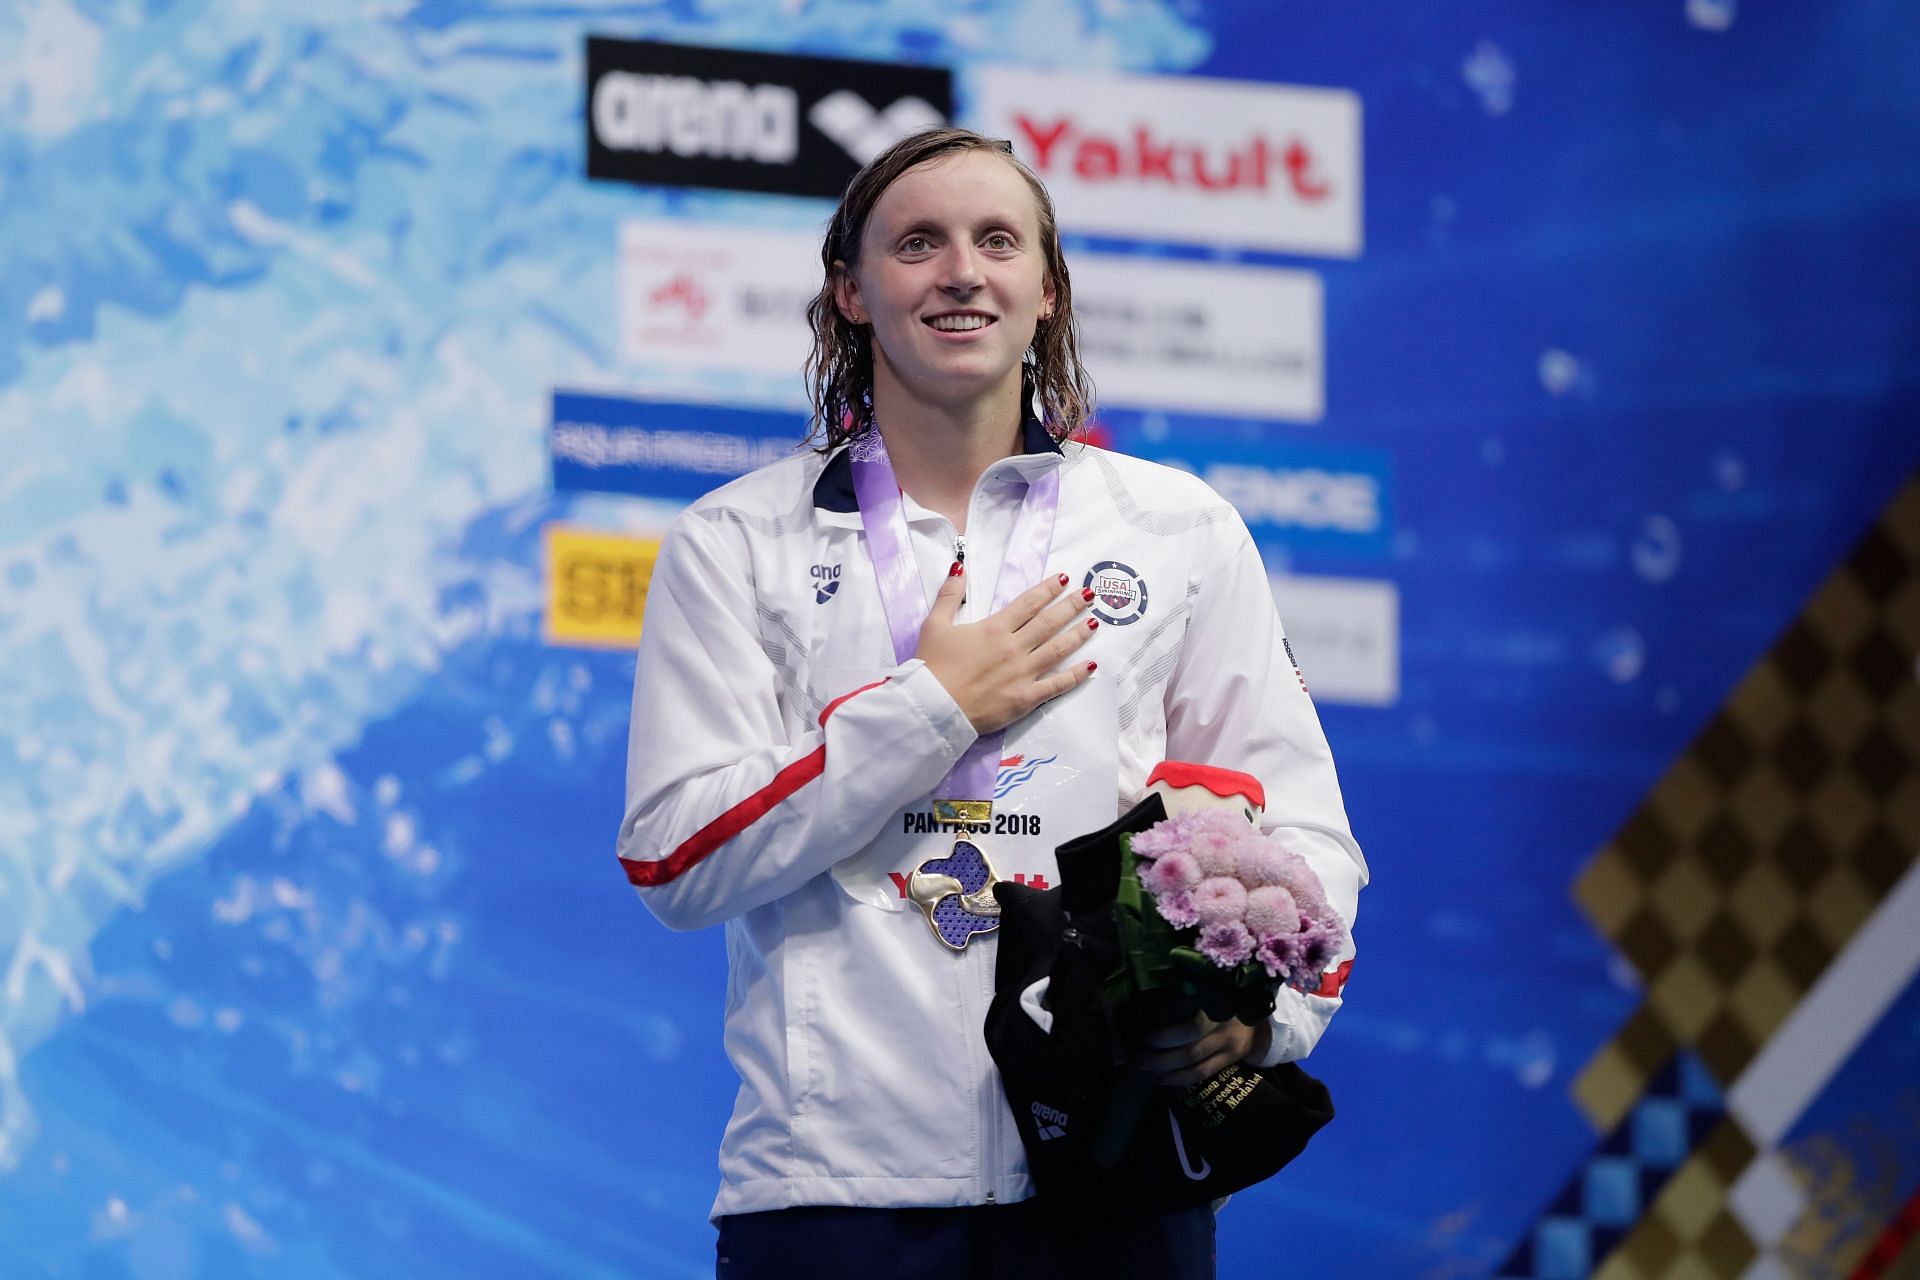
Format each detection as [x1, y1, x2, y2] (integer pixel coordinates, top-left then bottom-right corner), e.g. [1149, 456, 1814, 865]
[1071, 255, 1323, 421]
[1271, 574, 1399, 707]
[973, 67, 1362, 258]
[618, 219, 818, 378]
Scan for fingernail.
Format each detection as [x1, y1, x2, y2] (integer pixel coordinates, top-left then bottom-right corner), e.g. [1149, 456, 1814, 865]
[949, 561, 963, 577]
[1086, 661, 1097, 673]
[1081, 588, 1094, 602]
[1057, 573, 1069, 586]
[1086, 618, 1099, 630]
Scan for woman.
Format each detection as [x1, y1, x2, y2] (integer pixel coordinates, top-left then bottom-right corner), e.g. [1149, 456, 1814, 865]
[617, 128, 1366, 1278]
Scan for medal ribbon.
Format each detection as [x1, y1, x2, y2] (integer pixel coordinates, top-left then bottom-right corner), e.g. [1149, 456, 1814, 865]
[849, 427, 1061, 803]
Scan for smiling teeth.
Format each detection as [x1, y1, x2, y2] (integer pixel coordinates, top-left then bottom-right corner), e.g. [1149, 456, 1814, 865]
[928, 315, 992, 331]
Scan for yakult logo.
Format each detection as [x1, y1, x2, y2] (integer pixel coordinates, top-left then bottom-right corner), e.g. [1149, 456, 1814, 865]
[973, 67, 1363, 258]
[1014, 116, 1333, 200]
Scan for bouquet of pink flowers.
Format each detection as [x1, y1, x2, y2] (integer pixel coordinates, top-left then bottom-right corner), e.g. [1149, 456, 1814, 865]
[1074, 802, 1348, 1168]
[1121, 817, 1351, 1013]
[1120, 808, 1348, 1018]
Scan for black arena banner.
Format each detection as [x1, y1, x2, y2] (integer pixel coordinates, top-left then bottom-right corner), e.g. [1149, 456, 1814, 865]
[586, 37, 954, 199]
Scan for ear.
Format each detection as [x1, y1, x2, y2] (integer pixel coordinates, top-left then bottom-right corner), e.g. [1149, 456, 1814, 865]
[1040, 273, 1057, 322]
[831, 260, 864, 325]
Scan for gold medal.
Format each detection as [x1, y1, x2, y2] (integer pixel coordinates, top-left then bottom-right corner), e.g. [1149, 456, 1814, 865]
[907, 800, 1003, 950]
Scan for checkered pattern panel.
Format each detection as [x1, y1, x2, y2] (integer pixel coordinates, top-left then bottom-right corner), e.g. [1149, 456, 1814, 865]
[1496, 1053, 1745, 1280]
[1572, 473, 1920, 1134]
[1505, 471, 1920, 1279]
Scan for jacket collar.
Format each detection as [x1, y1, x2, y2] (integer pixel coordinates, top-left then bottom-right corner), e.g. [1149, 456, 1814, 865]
[812, 402, 1063, 516]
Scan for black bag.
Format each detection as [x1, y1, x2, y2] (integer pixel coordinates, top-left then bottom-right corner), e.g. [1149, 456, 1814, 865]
[985, 794, 1335, 1213]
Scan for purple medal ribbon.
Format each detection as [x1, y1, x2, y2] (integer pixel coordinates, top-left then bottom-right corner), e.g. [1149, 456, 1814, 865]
[848, 427, 1061, 803]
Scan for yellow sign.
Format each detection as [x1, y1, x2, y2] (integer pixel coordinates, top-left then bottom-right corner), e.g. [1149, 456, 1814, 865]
[543, 525, 662, 649]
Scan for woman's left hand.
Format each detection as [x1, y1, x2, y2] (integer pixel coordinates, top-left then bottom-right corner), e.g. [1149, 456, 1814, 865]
[1139, 1012, 1272, 1086]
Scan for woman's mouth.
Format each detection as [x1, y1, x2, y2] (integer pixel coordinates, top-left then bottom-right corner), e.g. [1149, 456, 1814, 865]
[924, 314, 996, 332]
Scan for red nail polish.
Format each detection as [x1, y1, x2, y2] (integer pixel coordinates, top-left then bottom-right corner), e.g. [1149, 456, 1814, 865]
[1086, 618, 1099, 630]
[1057, 573, 1069, 586]
[948, 561, 963, 577]
[1081, 588, 1095, 602]
[1086, 661, 1098, 673]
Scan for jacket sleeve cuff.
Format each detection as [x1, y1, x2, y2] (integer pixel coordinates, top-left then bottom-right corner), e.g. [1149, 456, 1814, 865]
[1255, 987, 1338, 1067]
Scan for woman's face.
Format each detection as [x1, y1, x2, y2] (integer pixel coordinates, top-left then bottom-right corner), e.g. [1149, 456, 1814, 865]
[836, 149, 1056, 417]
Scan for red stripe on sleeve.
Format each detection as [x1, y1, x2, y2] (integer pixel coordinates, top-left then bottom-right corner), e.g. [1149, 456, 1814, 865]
[1314, 958, 1353, 998]
[620, 678, 891, 888]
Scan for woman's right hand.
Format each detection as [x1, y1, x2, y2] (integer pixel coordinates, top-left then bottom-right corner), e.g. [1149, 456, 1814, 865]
[915, 565, 1100, 734]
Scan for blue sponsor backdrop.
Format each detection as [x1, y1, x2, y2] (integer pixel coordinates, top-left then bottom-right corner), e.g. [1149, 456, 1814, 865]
[551, 391, 807, 501]
[0, 3, 1916, 1278]
[1102, 414, 1395, 561]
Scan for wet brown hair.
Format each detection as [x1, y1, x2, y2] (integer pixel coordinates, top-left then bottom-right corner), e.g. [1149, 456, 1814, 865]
[803, 127, 1095, 450]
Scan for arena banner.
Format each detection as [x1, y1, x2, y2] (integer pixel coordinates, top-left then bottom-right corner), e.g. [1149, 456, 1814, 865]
[971, 65, 1362, 256]
[587, 36, 952, 197]
[1070, 254, 1324, 421]
[550, 390, 807, 501]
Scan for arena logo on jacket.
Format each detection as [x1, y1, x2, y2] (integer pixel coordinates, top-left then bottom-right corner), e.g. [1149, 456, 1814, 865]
[1084, 560, 1148, 626]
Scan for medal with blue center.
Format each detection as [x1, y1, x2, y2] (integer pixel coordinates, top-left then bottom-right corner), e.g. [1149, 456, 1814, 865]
[908, 799, 1004, 950]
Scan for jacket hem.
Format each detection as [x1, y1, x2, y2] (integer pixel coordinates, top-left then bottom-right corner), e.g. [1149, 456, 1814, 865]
[711, 1173, 1037, 1221]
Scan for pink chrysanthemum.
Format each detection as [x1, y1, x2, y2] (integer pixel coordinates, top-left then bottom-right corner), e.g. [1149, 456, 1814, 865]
[1155, 890, 1199, 929]
[1141, 849, 1203, 897]
[1255, 933, 1302, 978]
[1235, 841, 1292, 888]
[1192, 876, 1248, 926]
[1244, 885, 1301, 939]
[1190, 826, 1243, 878]
[1198, 921, 1255, 967]
[1130, 810, 1247, 865]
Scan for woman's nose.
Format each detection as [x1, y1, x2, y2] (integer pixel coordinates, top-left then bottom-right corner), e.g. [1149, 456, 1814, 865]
[938, 243, 984, 291]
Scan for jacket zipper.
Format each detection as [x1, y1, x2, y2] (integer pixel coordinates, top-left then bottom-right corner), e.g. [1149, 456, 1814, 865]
[955, 458, 1035, 1203]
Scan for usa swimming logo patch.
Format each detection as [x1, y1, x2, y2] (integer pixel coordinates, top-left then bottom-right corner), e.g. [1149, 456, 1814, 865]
[1084, 560, 1148, 626]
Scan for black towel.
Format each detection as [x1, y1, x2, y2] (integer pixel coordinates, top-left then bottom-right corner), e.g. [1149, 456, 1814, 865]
[985, 794, 1336, 1213]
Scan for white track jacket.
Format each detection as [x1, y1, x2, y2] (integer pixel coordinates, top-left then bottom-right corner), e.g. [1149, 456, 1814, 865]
[617, 418, 1369, 1220]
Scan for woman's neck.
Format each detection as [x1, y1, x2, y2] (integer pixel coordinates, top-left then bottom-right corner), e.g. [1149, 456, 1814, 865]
[869, 371, 1024, 534]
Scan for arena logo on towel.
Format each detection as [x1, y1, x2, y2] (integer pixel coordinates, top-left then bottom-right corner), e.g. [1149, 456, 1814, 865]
[587, 37, 952, 198]
[972, 67, 1362, 257]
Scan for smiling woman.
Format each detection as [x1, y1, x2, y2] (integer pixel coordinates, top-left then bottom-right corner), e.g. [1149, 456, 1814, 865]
[616, 125, 1366, 1280]
[803, 129, 1093, 462]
